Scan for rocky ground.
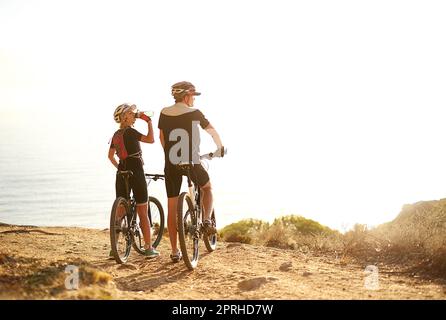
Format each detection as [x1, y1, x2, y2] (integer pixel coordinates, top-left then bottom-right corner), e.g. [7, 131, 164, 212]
[0, 224, 445, 299]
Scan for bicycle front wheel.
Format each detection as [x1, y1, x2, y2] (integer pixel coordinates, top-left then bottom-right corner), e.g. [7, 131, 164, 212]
[203, 209, 217, 252]
[133, 196, 165, 254]
[148, 196, 165, 248]
[110, 197, 132, 264]
[177, 192, 199, 270]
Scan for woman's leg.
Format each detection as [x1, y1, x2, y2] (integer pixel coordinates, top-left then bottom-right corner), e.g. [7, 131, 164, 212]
[115, 174, 127, 219]
[136, 202, 152, 249]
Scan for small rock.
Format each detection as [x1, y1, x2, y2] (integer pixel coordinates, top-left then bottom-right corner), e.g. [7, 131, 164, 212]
[303, 271, 312, 277]
[279, 262, 293, 272]
[238, 277, 268, 291]
[267, 277, 279, 281]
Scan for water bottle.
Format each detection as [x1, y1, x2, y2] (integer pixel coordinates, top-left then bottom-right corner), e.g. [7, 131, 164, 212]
[135, 110, 155, 118]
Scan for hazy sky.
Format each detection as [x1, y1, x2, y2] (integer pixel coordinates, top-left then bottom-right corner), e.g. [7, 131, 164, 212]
[1, 0, 446, 230]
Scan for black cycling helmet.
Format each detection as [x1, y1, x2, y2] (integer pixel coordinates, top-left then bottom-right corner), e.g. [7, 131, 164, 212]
[171, 81, 201, 101]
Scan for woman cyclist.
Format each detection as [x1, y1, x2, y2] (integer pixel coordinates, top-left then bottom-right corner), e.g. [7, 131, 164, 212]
[108, 103, 160, 258]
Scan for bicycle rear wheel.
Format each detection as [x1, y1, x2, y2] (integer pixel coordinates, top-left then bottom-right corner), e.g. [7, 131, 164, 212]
[133, 196, 165, 254]
[177, 192, 199, 270]
[203, 209, 217, 252]
[110, 197, 131, 264]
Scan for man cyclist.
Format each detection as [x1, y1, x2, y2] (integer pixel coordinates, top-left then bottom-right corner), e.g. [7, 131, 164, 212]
[158, 81, 224, 263]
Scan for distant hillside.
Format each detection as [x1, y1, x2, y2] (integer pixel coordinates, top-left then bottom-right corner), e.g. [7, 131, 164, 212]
[374, 198, 446, 255]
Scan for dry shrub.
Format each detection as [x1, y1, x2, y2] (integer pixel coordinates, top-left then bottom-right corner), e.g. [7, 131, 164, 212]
[250, 216, 342, 252]
[219, 204, 446, 279]
[220, 215, 342, 252]
[374, 200, 446, 253]
[300, 200, 446, 279]
[252, 220, 297, 249]
[311, 232, 344, 253]
[343, 224, 372, 255]
[81, 266, 113, 285]
[368, 200, 446, 277]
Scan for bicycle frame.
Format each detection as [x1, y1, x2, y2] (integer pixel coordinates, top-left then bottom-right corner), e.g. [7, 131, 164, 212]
[182, 167, 204, 229]
[118, 171, 137, 227]
[145, 173, 165, 226]
[110, 171, 166, 264]
[118, 171, 166, 236]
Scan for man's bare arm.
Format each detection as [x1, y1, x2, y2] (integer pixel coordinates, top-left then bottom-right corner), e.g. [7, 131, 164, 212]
[204, 123, 223, 150]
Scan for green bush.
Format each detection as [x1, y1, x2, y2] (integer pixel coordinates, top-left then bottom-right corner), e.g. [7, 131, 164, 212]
[219, 219, 269, 244]
[272, 215, 336, 236]
[219, 215, 340, 251]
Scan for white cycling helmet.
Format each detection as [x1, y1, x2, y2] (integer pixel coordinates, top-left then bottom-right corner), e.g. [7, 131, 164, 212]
[113, 103, 136, 123]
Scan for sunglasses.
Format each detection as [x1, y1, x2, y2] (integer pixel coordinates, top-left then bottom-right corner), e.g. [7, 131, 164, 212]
[172, 88, 187, 94]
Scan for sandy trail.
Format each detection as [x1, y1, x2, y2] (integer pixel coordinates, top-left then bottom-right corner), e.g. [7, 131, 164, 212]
[0, 225, 445, 299]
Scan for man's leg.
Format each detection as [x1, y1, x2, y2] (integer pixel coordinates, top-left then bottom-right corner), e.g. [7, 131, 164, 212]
[167, 196, 178, 255]
[201, 181, 213, 221]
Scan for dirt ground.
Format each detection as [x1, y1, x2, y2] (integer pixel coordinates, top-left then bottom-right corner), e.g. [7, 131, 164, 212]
[0, 224, 445, 300]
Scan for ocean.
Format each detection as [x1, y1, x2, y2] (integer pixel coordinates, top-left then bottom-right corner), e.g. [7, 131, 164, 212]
[0, 114, 402, 233]
[0, 118, 254, 230]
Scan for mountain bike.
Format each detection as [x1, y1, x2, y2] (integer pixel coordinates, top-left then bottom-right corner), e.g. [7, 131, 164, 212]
[110, 171, 165, 264]
[177, 148, 227, 270]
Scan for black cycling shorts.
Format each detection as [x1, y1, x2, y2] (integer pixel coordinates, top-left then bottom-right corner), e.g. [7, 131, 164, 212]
[164, 163, 210, 198]
[115, 158, 148, 204]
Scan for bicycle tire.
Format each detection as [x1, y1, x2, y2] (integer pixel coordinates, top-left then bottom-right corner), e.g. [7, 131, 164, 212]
[110, 197, 132, 264]
[177, 192, 199, 270]
[203, 209, 217, 252]
[133, 196, 165, 254]
[149, 196, 165, 248]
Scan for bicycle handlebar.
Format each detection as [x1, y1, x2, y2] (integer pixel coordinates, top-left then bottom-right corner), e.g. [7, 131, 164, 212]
[145, 173, 165, 181]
